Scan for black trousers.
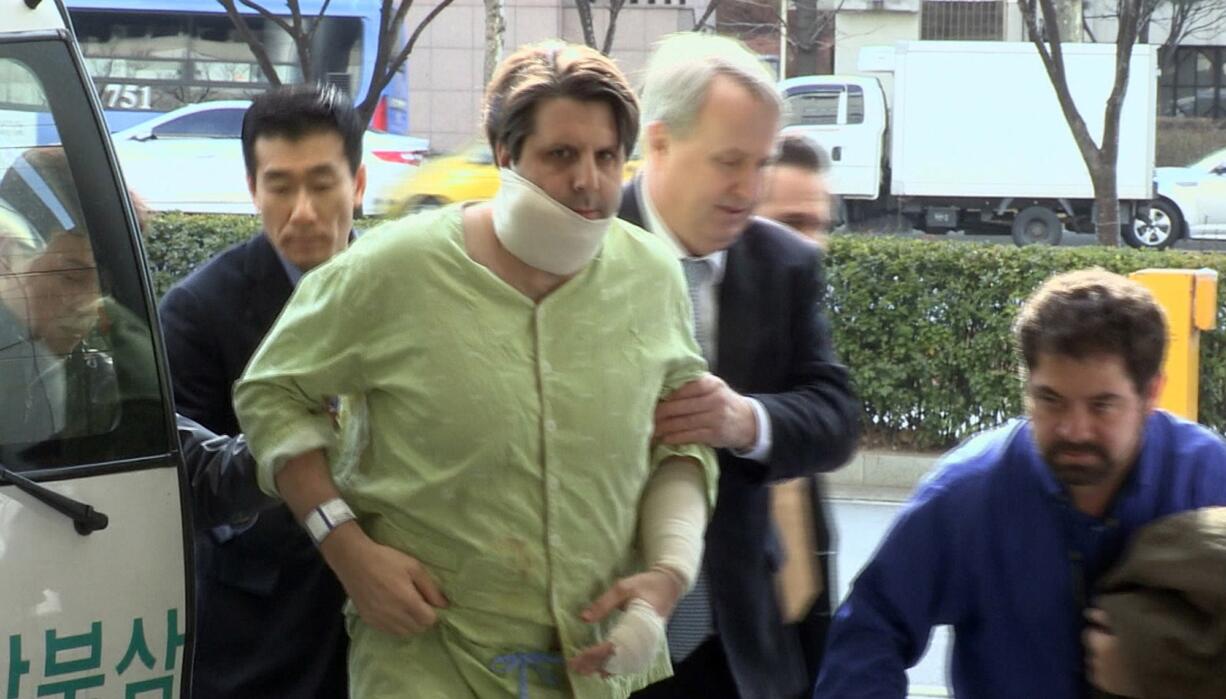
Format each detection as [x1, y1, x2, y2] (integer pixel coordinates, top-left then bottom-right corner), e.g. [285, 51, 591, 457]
[630, 637, 739, 699]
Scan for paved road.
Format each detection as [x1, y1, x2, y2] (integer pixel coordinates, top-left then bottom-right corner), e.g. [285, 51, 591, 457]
[828, 498, 952, 698]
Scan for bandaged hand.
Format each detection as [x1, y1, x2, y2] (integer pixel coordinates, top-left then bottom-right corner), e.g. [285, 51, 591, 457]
[567, 568, 684, 676]
[569, 458, 708, 677]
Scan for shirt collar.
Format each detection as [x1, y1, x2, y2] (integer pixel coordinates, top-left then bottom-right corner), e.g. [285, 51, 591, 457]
[638, 174, 726, 283]
[273, 229, 358, 288]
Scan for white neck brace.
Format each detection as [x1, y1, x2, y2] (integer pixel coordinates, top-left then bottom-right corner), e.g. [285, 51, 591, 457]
[491, 167, 616, 276]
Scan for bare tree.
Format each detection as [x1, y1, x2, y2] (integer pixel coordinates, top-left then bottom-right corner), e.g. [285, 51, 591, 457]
[572, 0, 632, 54]
[484, 0, 506, 82]
[217, 0, 457, 127]
[1153, 0, 1226, 73]
[1084, 0, 1226, 74]
[709, 0, 838, 75]
[1017, 0, 1143, 245]
[694, 0, 729, 30]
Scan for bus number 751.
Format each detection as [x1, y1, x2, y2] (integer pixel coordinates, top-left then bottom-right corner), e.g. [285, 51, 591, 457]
[100, 83, 152, 110]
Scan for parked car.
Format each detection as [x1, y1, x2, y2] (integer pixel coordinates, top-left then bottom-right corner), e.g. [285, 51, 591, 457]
[1127, 147, 1226, 249]
[388, 140, 644, 215]
[110, 100, 429, 215]
[3, 0, 192, 695]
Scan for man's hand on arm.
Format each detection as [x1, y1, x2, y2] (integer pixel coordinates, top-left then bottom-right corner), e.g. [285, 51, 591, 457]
[654, 373, 757, 450]
[276, 449, 448, 637]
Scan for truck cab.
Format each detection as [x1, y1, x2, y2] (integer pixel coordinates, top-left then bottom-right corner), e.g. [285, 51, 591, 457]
[1, 1, 192, 695]
[779, 75, 887, 202]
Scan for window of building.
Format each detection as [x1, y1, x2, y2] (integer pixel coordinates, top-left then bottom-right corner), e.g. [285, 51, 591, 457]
[921, 0, 1005, 40]
[1159, 46, 1224, 119]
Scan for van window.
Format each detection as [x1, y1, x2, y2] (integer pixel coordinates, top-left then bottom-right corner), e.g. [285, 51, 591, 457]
[847, 85, 865, 125]
[0, 42, 166, 471]
[784, 87, 841, 127]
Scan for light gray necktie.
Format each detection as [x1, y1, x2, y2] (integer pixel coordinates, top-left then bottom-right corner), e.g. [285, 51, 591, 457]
[668, 256, 715, 662]
[681, 257, 713, 361]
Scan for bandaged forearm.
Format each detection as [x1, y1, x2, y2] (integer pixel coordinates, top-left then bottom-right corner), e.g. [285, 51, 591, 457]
[603, 459, 709, 676]
[639, 457, 709, 590]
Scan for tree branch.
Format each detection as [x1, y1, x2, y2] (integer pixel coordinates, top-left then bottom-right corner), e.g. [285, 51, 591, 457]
[217, 0, 283, 86]
[305, 0, 334, 44]
[360, 0, 457, 122]
[1018, 0, 1101, 166]
[238, 0, 295, 36]
[602, 0, 628, 55]
[284, 0, 314, 83]
[1082, 11, 1098, 41]
[694, 0, 726, 31]
[573, 0, 599, 48]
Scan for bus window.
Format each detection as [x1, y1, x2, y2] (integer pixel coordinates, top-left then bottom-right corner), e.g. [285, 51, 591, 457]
[68, 5, 377, 129]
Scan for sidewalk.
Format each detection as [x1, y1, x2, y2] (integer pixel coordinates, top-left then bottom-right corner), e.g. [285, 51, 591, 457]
[824, 448, 941, 502]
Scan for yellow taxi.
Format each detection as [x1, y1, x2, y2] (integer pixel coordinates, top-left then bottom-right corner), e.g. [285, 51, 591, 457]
[388, 139, 643, 215]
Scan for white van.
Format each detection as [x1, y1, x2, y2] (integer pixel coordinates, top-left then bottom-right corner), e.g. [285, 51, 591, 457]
[1, 1, 192, 695]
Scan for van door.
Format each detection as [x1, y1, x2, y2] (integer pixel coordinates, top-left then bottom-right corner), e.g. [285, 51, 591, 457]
[780, 79, 884, 199]
[0, 6, 192, 698]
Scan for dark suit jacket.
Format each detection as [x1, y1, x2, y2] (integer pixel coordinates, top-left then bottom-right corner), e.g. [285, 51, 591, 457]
[159, 233, 347, 699]
[621, 181, 860, 699]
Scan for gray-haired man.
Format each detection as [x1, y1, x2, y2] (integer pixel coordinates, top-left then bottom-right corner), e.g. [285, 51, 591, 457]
[623, 33, 860, 699]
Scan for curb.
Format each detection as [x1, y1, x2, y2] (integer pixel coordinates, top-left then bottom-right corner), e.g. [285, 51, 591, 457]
[824, 449, 940, 502]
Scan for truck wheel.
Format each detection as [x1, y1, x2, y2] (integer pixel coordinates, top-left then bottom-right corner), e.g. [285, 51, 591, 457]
[1011, 207, 1063, 246]
[1123, 200, 1181, 250]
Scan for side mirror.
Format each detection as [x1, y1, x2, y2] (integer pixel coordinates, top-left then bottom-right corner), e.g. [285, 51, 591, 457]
[131, 130, 155, 142]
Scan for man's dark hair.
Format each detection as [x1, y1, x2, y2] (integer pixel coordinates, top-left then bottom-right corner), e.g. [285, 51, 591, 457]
[483, 41, 640, 162]
[1014, 268, 1167, 393]
[241, 84, 364, 178]
[774, 134, 830, 174]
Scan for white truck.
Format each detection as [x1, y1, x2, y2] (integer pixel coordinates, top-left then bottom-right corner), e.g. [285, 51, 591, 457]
[780, 41, 1159, 246]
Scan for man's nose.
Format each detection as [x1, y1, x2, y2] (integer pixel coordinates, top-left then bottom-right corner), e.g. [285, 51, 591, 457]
[731, 165, 761, 203]
[290, 188, 317, 222]
[572, 153, 599, 192]
[1056, 404, 1094, 442]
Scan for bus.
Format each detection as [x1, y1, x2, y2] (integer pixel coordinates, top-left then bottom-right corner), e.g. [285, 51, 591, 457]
[63, 0, 411, 134]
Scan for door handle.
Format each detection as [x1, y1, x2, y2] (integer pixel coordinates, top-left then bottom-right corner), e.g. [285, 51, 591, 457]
[832, 146, 842, 162]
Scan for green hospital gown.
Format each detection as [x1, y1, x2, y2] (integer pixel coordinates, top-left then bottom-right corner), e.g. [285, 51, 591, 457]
[235, 205, 718, 699]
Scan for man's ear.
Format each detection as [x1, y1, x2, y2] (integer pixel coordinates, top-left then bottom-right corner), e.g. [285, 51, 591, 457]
[247, 174, 259, 208]
[352, 163, 368, 205]
[495, 143, 513, 169]
[1143, 373, 1166, 412]
[645, 122, 670, 161]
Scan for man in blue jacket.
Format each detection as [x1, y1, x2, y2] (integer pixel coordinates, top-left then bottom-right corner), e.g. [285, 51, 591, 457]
[814, 268, 1226, 699]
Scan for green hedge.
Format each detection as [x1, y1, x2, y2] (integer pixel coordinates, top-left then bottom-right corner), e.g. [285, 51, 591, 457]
[143, 212, 262, 299]
[143, 213, 1226, 451]
[827, 236, 1226, 450]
